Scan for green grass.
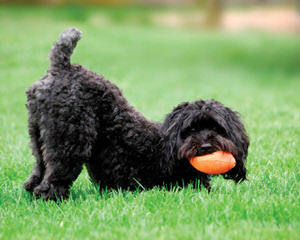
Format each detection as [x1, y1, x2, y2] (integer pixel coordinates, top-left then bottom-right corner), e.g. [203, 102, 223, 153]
[0, 6, 300, 240]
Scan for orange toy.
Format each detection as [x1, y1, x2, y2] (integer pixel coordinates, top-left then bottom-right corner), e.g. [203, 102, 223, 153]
[189, 151, 236, 175]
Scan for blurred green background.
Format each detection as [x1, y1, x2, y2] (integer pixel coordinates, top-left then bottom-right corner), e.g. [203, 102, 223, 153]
[0, 0, 299, 240]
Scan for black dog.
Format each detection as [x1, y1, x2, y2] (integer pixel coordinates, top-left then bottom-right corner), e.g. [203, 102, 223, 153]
[24, 28, 249, 200]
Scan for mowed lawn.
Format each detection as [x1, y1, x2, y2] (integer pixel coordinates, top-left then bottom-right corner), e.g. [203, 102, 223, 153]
[0, 6, 299, 240]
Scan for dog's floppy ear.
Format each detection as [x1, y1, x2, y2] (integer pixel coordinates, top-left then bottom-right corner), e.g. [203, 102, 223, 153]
[161, 102, 189, 133]
[160, 102, 189, 174]
[204, 101, 249, 162]
[222, 107, 249, 182]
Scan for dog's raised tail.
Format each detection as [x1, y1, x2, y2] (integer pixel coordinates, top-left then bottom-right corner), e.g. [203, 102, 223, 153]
[49, 27, 82, 72]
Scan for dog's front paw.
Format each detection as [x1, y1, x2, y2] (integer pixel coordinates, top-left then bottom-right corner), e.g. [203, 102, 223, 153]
[24, 175, 42, 193]
[33, 181, 69, 201]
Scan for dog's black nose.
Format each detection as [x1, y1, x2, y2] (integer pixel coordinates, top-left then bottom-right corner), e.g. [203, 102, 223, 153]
[201, 143, 212, 151]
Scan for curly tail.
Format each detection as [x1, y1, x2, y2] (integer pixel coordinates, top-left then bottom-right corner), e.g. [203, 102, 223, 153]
[49, 27, 82, 72]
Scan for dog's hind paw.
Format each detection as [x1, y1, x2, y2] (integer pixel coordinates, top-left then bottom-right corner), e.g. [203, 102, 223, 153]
[24, 175, 42, 193]
[33, 181, 69, 201]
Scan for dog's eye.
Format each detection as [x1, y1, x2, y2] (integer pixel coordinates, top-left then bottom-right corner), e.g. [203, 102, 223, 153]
[181, 126, 196, 138]
[213, 126, 227, 136]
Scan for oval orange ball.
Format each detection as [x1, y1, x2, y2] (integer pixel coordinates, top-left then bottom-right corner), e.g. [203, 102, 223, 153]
[189, 151, 236, 175]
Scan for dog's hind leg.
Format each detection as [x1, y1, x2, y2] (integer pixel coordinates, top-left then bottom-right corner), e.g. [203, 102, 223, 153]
[33, 156, 84, 201]
[32, 110, 97, 201]
[24, 122, 45, 193]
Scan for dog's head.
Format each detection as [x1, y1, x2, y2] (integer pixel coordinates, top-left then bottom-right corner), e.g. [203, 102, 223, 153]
[161, 99, 249, 183]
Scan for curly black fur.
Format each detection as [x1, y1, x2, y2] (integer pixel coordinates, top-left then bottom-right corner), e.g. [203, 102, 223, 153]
[24, 28, 249, 200]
